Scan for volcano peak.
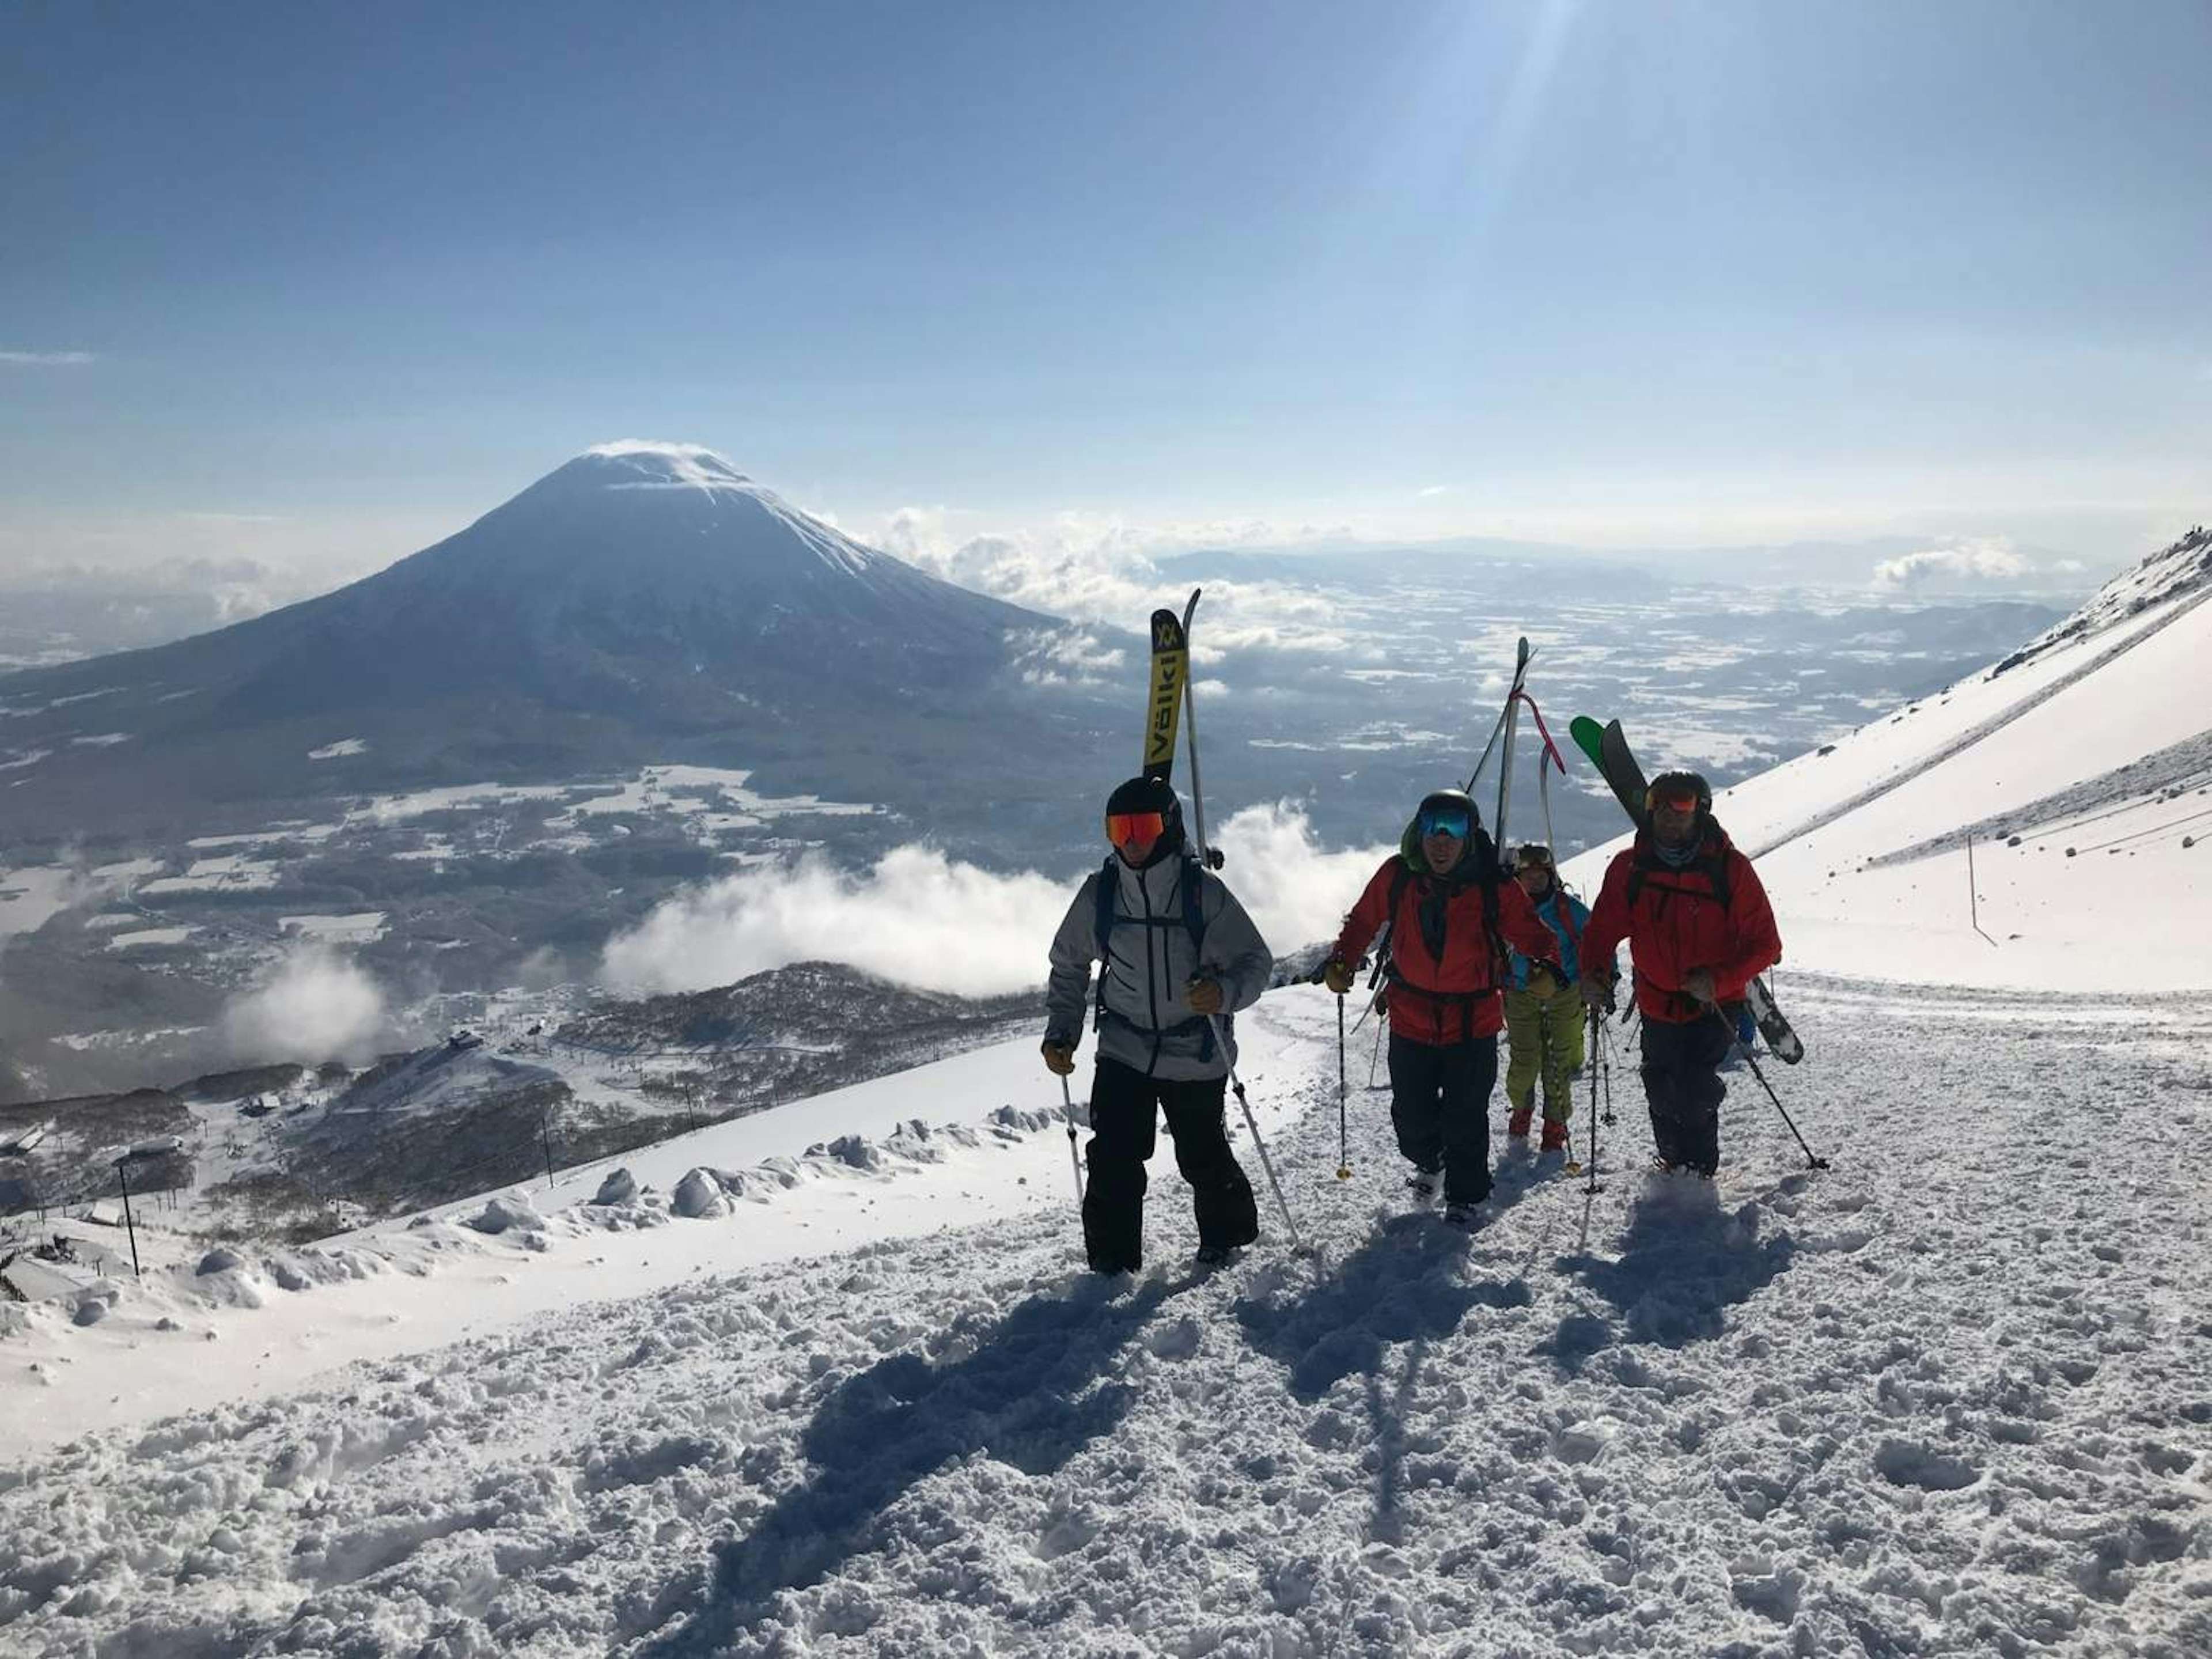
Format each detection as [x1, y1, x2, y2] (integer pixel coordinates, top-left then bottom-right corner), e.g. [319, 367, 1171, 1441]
[562, 441, 755, 494]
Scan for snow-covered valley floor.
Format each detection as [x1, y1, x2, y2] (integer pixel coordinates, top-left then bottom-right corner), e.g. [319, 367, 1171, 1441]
[4, 978, 2209, 1657]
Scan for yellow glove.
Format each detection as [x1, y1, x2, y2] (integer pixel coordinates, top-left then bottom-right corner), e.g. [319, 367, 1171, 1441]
[1040, 1040, 1076, 1076]
[1187, 978, 1225, 1015]
[1321, 958, 1356, 995]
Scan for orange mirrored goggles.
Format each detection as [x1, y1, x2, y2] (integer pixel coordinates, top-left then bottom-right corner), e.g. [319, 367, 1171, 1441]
[1105, 810, 1167, 844]
[1646, 785, 1702, 813]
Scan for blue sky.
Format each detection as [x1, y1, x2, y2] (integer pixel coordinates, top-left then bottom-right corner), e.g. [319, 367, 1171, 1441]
[2, 0, 2207, 586]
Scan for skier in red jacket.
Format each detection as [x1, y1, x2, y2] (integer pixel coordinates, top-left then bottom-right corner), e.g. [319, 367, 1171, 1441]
[1580, 771, 1783, 1177]
[1322, 789, 1562, 1224]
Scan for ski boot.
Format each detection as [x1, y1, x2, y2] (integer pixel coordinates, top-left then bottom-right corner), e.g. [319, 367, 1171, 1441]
[1194, 1243, 1238, 1271]
[1506, 1105, 1533, 1141]
[1404, 1164, 1442, 1201]
[1442, 1200, 1486, 1231]
[1539, 1119, 1570, 1154]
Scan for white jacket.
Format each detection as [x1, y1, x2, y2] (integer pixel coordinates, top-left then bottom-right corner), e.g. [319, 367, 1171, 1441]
[1044, 851, 1273, 1081]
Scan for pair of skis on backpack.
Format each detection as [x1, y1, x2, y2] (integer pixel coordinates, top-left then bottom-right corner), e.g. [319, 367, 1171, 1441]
[1567, 715, 1804, 1065]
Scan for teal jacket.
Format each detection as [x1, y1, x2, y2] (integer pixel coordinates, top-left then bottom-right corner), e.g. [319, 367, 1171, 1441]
[1506, 887, 1601, 988]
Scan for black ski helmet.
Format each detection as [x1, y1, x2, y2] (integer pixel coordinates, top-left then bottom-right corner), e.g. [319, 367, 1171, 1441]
[1512, 843, 1555, 873]
[1104, 774, 1185, 863]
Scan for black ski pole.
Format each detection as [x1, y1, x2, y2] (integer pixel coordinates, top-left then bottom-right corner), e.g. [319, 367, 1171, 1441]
[1581, 1005, 1605, 1195]
[1707, 1005, 1831, 1169]
[1335, 993, 1350, 1180]
[1368, 1014, 1385, 1088]
[1599, 1012, 1617, 1126]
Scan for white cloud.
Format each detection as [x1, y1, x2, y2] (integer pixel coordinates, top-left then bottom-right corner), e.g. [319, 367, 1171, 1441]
[1417, 486, 1452, 499]
[1009, 626, 1128, 688]
[0, 350, 97, 366]
[599, 846, 1073, 997]
[875, 506, 1362, 655]
[221, 946, 389, 1062]
[1871, 536, 2032, 589]
[1211, 803, 1391, 955]
[599, 806, 1394, 999]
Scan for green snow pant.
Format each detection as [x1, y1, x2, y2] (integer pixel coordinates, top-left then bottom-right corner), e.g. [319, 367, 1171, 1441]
[1503, 985, 1584, 1125]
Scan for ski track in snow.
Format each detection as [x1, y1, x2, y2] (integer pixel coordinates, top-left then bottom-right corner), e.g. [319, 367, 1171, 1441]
[3, 982, 2210, 1657]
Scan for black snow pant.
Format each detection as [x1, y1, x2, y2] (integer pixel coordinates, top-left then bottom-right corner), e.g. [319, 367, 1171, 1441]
[1388, 1032, 1499, 1206]
[1639, 1007, 1737, 1176]
[1082, 1056, 1259, 1274]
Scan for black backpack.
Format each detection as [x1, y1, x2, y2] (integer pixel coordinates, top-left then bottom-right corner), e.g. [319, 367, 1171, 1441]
[1093, 852, 1208, 960]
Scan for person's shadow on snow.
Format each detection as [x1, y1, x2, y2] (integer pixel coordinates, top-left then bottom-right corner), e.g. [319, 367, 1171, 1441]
[1236, 1180, 1537, 1403]
[1544, 1180, 1797, 1369]
[639, 1274, 1172, 1653]
[1233, 1188, 1534, 1544]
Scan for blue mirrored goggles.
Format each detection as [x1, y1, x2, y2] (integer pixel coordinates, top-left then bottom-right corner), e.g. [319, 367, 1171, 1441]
[1417, 809, 1471, 839]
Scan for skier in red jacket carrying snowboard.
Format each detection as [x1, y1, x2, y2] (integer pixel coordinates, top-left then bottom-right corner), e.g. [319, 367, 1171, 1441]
[1579, 771, 1783, 1178]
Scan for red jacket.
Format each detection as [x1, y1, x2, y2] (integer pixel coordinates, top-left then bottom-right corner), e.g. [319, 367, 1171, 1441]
[1332, 855, 1559, 1046]
[1581, 827, 1782, 1024]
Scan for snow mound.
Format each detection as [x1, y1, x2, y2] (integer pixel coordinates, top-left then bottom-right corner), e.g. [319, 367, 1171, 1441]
[592, 1168, 638, 1205]
[463, 1194, 547, 1235]
[672, 1168, 730, 1219]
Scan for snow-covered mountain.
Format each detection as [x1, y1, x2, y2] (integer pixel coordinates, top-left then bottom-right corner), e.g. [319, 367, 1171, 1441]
[0, 443, 1083, 835]
[2, 528, 2207, 1657]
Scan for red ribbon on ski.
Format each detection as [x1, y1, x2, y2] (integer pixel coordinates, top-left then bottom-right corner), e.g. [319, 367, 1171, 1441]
[1513, 690, 1567, 775]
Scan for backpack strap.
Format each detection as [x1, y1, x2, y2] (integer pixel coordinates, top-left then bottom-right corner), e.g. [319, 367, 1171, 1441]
[1092, 854, 1118, 953]
[1626, 846, 1732, 912]
[1380, 853, 1506, 1045]
[1180, 856, 1208, 957]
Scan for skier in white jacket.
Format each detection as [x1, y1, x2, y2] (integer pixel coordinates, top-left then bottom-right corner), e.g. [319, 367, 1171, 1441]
[1043, 775, 1272, 1272]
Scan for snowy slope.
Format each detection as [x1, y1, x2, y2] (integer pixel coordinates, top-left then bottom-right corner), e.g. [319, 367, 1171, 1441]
[2, 982, 2207, 1656]
[0, 1009, 1323, 1457]
[1564, 528, 2212, 991]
